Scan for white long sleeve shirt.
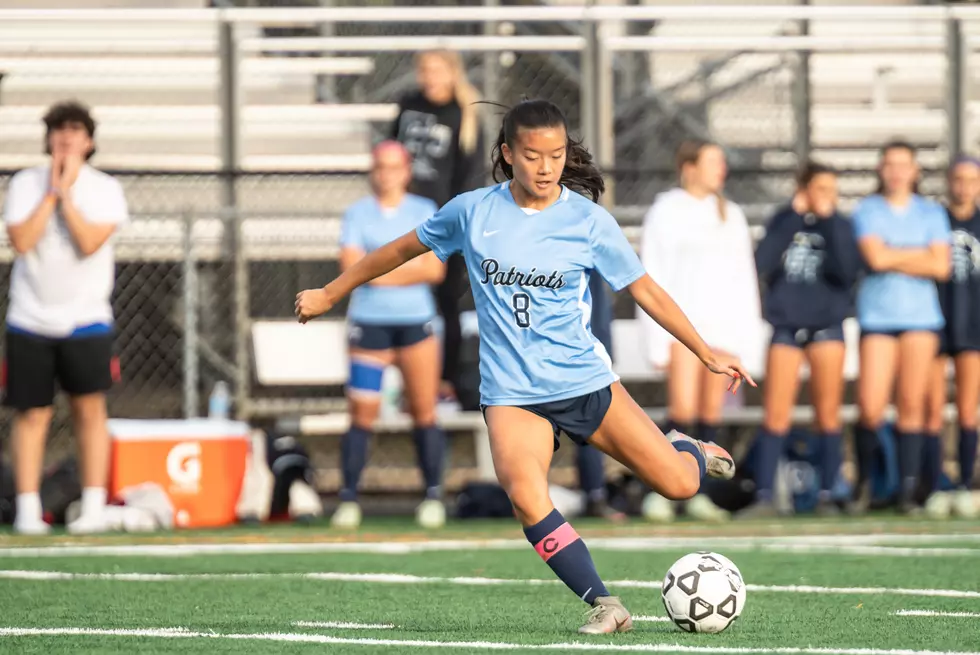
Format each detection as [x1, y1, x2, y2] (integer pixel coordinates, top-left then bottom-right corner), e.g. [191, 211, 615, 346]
[637, 188, 765, 372]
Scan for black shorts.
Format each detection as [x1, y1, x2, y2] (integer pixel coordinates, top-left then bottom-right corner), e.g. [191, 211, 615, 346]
[938, 330, 980, 357]
[348, 321, 433, 351]
[770, 324, 845, 349]
[481, 385, 613, 452]
[2, 330, 118, 410]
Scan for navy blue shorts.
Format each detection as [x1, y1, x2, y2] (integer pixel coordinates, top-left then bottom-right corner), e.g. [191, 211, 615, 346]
[938, 330, 980, 357]
[348, 321, 433, 351]
[770, 324, 845, 349]
[860, 328, 941, 341]
[481, 385, 613, 451]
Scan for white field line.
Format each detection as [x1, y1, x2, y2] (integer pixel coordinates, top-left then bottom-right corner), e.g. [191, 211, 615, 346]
[1, 626, 980, 655]
[2, 569, 980, 600]
[895, 610, 980, 618]
[0, 533, 979, 559]
[633, 616, 672, 622]
[293, 621, 395, 629]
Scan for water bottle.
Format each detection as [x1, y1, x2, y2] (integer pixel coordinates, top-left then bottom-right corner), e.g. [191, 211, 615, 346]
[380, 368, 402, 418]
[208, 381, 230, 419]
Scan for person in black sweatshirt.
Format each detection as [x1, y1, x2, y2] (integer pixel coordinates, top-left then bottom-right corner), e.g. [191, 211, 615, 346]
[390, 49, 486, 408]
[740, 162, 860, 518]
[924, 155, 980, 518]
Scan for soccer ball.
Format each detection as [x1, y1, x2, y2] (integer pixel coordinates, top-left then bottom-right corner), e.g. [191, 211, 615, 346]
[661, 551, 746, 633]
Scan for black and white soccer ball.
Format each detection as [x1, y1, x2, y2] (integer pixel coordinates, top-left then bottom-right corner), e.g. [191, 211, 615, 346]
[661, 551, 746, 634]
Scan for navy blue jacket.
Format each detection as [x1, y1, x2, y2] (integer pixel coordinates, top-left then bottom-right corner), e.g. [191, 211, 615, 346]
[588, 273, 614, 362]
[939, 207, 980, 352]
[756, 205, 861, 329]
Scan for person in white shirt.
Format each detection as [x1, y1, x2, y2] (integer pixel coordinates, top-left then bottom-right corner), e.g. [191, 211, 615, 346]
[2, 101, 128, 535]
[638, 139, 763, 523]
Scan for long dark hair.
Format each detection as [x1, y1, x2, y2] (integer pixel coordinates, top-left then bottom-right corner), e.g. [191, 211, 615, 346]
[490, 99, 605, 202]
[875, 139, 920, 195]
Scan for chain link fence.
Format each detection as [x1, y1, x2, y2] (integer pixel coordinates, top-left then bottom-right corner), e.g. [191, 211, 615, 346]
[0, 4, 972, 494]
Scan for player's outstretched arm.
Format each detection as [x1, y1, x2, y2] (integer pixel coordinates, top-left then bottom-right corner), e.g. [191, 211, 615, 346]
[295, 230, 430, 323]
[627, 273, 756, 393]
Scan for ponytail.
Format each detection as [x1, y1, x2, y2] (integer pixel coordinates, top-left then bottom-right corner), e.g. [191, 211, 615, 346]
[490, 99, 605, 202]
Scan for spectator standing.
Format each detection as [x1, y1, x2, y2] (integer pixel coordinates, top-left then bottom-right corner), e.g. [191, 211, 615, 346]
[576, 275, 626, 521]
[391, 49, 486, 409]
[331, 141, 448, 529]
[2, 101, 128, 535]
[923, 155, 980, 518]
[746, 162, 860, 518]
[851, 141, 950, 515]
[638, 140, 763, 522]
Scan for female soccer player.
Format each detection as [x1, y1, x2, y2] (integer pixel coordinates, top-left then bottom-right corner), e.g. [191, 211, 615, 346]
[331, 141, 449, 530]
[924, 155, 980, 518]
[851, 141, 951, 515]
[391, 49, 486, 409]
[638, 139, 762, 523]
[748, 162, 860, 518]
[296, 100, 753, 634]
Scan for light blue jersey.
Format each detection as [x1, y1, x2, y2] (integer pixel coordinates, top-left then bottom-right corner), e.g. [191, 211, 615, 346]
[852, 194, 950, 331]
[417, 183, 646, 405]
[341, 193, 439, 325]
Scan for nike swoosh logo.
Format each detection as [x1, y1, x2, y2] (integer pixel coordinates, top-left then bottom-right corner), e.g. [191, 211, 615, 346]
[483, 230, 500, 237]
[580, 587, 592, 602]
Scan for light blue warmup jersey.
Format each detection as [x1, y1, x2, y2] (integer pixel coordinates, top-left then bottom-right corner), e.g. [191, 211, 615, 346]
[341, 193, 439, 325]
[417, 183, 647, 405]
[852, 194, 950, 331]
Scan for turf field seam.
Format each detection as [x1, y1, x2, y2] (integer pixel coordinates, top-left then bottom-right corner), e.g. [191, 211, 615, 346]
[3, 569, 980, 599]
[894, 610, 980, 618]
[293, 621, 395, 629]
[2, 533, 980, 558]
[1, 627, 980, 654]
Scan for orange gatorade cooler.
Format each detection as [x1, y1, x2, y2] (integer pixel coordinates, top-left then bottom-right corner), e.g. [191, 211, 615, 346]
[108, 419, 250, 528]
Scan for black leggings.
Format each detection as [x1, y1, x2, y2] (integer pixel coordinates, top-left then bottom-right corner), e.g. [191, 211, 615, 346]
[436, 253, 469, 388]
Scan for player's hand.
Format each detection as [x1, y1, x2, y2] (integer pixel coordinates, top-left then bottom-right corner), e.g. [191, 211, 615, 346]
[791, 191, 809, 215]
[49, 153, 63, 192]
[294, 287, 334, 324]
[702, 353, 757, 394]
[812, 196, 836, 219]
[59, 153, 82, 194]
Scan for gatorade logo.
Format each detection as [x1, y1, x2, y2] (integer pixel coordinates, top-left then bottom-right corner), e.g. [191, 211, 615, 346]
[167, 441, 201, 492]
[542, 538, 559, 554]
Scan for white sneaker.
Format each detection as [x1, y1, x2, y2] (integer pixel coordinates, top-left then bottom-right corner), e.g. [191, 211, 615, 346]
[415, 499, 446, 529]
[641, 492, 675, 523]
[924, 492, 952, 520]
[685, 494, 731, 522]
[952, 489, 979, 519]
[13, 518, 50, 536]
[330, 501, 362, 529]
[67, 512, 108, 535]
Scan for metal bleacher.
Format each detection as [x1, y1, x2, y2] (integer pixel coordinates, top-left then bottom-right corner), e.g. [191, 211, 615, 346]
[0, 1, 974, 497]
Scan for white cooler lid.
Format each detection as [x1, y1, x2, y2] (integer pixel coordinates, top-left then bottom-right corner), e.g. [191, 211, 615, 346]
[108, 418, 251, 441]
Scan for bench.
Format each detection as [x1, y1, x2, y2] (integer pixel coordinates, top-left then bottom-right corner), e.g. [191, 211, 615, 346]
[249, 318, 496, 481]
[249, 317, 965, 490]
[0, 55, 376, 77]
[0, 152, 376, 173]
[0, 104, 398, 141]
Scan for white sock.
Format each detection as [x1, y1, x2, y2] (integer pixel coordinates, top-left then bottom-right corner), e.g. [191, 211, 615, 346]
[15, 492, 42, 525]
[80, 487, 107, 517]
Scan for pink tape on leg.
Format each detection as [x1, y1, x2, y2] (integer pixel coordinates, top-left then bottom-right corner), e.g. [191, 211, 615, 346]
[533, 522, 580, 562]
